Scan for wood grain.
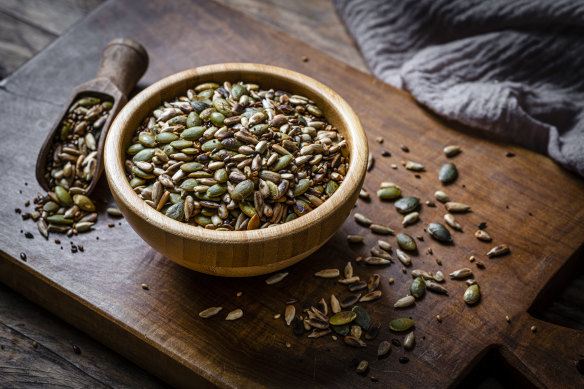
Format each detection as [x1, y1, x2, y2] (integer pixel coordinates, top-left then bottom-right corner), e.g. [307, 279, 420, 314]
[0, 0, 583, 388]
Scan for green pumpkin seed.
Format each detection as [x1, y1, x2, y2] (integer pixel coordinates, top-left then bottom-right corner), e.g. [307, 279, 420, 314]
[397, 233, 417, 251]
[239, 201, 257, 217]
[195, 82, 219, 92]
[43, 201, 59, 212]
[186, 111, 202, 128]
[325, 180, 339, 196]
[230, 84, 247, 100]
[329, 311, 357, 326]
[138, 133, 156, 147]
[394, 197, 420, 214]
[207, 184, 227, 197]
[332, 324, 350, 336]
[464, 284, 481, 305]
[293, 179, 311, 196]
[232, 179, 254, 201]
[293, 200, 312, 216]
[378, 340, 391, 356]
[271, 155, 293, 171]
[72, 194, 95, 211]
[213, 98, 231, 116]
[127, 143, 145, 155]
[155, 132, 178, 143]
[181, 162, 204, 172]
[210, 112, 225, 126]
[181, 126, 205, 140]
[377, 186, 401, 200]
[214, 169, 228, 183]
[285, 213, 298, 222]
[46, 215, 73, 225]
[427, 222, 453, 243]
[194, 214, 211, 226]
[439, 162, 458, 184]
[132, 166, 155, 179]
[201, 139, 223, 152]
[389, 318, 414, 332]
[351, 306, 371, 330]
[78, 97, 100, 106]
[170, 140, 193, 149]
[55, 186, 73, 206]
[165, 201, 185, 221]
[60, 122, 71, 141]
[180, 178, 199, 191]
[130, 177, 145, 188]
[410, 277, 426, 299]
[133, 148, 155, 162]
[102, 101, 113, 110]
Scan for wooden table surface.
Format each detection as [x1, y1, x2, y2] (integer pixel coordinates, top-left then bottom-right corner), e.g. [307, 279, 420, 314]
[1, 0, 583, 388]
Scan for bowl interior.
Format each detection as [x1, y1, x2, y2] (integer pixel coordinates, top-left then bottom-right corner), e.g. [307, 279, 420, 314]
[105, 63, 368, 246]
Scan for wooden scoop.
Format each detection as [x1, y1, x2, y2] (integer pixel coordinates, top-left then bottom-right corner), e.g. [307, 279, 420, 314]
[35, 38, 148, 195]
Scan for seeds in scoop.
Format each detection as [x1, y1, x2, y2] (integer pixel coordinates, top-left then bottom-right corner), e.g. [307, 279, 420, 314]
[360, 290, 382, 302]
[439, 163, 458, 184]
[394, 197, 420, 214]
[475, 230, 492, 242]
[340, 294, 361, 308]
[378, 240, 392, 251]
[314, 269, 340, 278]
[444, 213, 462, 231]
[426, 281, 449, 295]
[396, 249, 411, 266]
[450, 268, 473, 279]
[199, 306, 223, 318]
[356, 360, 368, 374]
[352, 306, 371, 330]
[370, 224, 394, 235]
[378, 341, 391, 357]
[354, 213, 372, 226]
[427, 222, 453, 243]
[444, 145, 461, 157]
[330, 294, 341, 314]
[397, 233, 417, 251]
[445, 202, 471, 213]
[285, 305, 296, 326]
[389, 318, 414, 332]
[394, 295, 415, 309]
[435, 190, 450, 203]
[344, 336, 367, 348]
[486, 244, 510, 258]
[265, 272, 289, 285]
[464, 284, 481, 305]
[402, 212, 419, 226]
[405, 161, 425, 171]
[377, 186, 401, 200]
[225, 309, 243, 321]
[410, 277, 426, 299]
[364, 257, 391, 266]
[403, 331, 415, 350]
[347, 235, 364, 243]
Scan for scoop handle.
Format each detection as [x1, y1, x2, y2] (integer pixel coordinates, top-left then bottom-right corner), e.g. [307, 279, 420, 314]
[95, 38, 149, 97]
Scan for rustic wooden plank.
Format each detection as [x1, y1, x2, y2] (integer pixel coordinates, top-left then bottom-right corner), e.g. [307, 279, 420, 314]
[0, 285, 167, 388]
[0, 0, 583, 388]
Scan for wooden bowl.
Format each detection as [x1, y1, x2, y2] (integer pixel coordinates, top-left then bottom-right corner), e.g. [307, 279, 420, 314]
[104, 63, 367, 277]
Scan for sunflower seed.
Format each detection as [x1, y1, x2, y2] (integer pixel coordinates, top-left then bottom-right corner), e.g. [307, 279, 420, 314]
[433, 270, 445, 282]
[308, 329, 332, 338]
[434, 190, 450, 203]
[225, 309, 243, 320]
[347, 235, 364, 243]
[403, 331, 415, 350]
[316, 298, 328, 316]
[356, 360, 369, 374]
[308, 318, 329, 329]
[314, 269, 340, 278]
[340, 294, 361, 308]
[330, 294, 341, 314]
[402, 212, 419, 227]
[338, 276, 361, 284]
[426, 281, 449, 295]
[367, 274, 381, 292]
[486, 244, 510, 258]
[378, 341, 391, 356]
[265, 272, 289, 285]
[378, 240, 392, 251]
[344, 261, 354, 279]
[405, 161, 425, 171]
[285, 305, 296, 326]
[360, 290, 382, 302]
[351, 325, 363, 339]
[475, 230, 492, 242]
[389, 318, 414, 332]
[395, 249, 411, 266]
[394, 295, 415, 308]
[344, 335, 367, 347]
[370, 247, 391, 260]
[370, 224, 394, 235]
[364, 257, 391, 266]
[367, 152, 374, 171]
[349, 281, 368, 292]
[411, 269, 433, 280]
[354, 213, 372, 226]
[464, 284, 481, 305]
[445, 202, 471, 213]
[444, 213, 462, 231]
[199, 306, 223, 318]
[106, 207, 122, 217]
[444, 145, 462, 157]
[450, 268, 473, 279]
[359, 188, 370, 200]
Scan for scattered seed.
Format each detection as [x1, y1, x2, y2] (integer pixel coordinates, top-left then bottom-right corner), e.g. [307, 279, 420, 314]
[354, 213, 373, 226]
[360, 290, 382, 302]
[397, 233, 417, 251]
[344, 261, 354, 279]
[444, 145, 462, 158]
[445, 202, 471, 213]
[106, 207, 122, 217]
[426, 281, 448, 295]
[410, 277, 426, 299]
[486, 244, 510, 258]
[394, 197, 420, 214]
[344, 335, 367, 348]
[308, 328, 331, 338]
[388, 277, 394, 284]
[450, 268, 473, 279]
[376, 137, 384, 144]
[411, 269, 433, 280]
[427, 222, 453, 244]
[505, 152, 515, 158]
[403, 331, 415, 350]
[141, 283, 149, 290]
[199, 306, 223, 318]
[394, 295, 415, 309]
[351, 325, 363, 339]
[464, 284, 481, 305]
[402, 212, 419, 226]
[395, 249, 411, 266]
[225, 309, 243, 321]
[389, 318, 414, 332]
[355, 360, 369, 375]
[370, 247, 391, 260]
[439, 163, 458, 184]
[434, 191, 450, 203]
[377, 186, 401, 201]
[475, 260, 486, 269]
[236, 291, 243, 297]
[338, 276, 361, 284]
[331, 294, 341, 314]
[340, 294, 361, 308]
[367, 152, 374, 171]
[531, 325, 537, 333]
[73, 345, 81, 355]
[436, 315, 442, 322]
[367, 274, 380, 292]
[314, 269, 340, 278]
[400, 144, 409, 152]
[370, 224, 394, 235]
[19, 252, 27, 261]
[378, 340, 391, 357]
[273, 313, 281, 319]
[266, 272, 289, 285]
[436, 258, 442, 265]
[381, 150, 391, 157]
[444, 213, 462, 231]
[285, 305, 296, 326]
[433, 271, 444, 282]
[474, 230, 492, 242]
[378, 240, 392, 252]
[24, 231, 34, 239]
[466, 279, 477, 286]
[505, 315, 511, 323]
[349, 281, 368, 292]
[405, 161, 425, 171]
[364, 257, 391, 266]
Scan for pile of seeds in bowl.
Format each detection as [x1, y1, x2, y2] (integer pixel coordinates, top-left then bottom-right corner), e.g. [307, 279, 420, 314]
[19, 96, 118, 241]
[125, 81, 349, 230]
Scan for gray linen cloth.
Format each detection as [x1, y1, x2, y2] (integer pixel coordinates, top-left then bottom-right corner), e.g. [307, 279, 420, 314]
[333, 0, 584, 177]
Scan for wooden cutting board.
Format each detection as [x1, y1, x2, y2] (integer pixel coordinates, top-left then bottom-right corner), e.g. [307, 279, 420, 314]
[0, 0, 583, 387]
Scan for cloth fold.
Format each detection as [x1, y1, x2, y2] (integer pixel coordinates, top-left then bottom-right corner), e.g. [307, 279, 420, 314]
[333, 0, 584, 176]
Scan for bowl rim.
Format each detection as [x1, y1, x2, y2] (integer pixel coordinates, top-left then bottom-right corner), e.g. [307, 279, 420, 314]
[104, 63, 367, 244]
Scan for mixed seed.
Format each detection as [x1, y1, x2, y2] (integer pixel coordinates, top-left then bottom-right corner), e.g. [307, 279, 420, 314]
[125, 81, 349, 230]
